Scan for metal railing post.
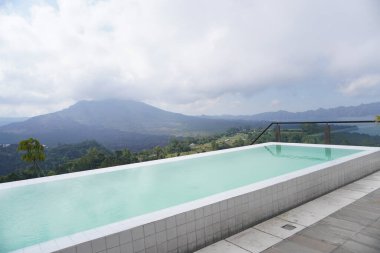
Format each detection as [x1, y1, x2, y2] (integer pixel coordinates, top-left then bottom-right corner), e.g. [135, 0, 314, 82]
[275, 123, 281, 142]
[324, 124, 331, 144]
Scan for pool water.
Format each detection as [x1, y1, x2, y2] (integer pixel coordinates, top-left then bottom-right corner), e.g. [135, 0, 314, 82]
[0, 144, 362, 252]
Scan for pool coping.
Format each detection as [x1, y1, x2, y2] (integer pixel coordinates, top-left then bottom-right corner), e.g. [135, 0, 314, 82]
[5, 142, 380, 253]
[1, 142, 377, 191]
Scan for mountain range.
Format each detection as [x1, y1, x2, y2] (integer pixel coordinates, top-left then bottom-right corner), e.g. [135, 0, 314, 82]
[0, 100, 378, 150]
[204, 102, 379, 121]
[0, 100, 253, 150]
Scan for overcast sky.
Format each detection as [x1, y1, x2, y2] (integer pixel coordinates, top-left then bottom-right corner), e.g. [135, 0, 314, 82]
[0, 0, 379, 117]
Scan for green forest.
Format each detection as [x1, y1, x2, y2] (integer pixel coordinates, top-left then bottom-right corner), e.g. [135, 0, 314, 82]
[0, 124, 379, 183]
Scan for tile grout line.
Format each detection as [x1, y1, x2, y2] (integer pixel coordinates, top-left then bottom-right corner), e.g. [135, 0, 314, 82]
[251, 227, 284, 240]
[224, 239, 253, 253]
[275, 216, 308, 228]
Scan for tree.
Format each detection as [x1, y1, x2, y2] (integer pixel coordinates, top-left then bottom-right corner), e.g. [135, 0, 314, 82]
[153, 146, 166, 159]
[233, 138, 245, 147]
[211, 140, 219, 150]
[72, 147, 106, 171]
[17, 138, 46, 177]
[120, 148, 137, 164]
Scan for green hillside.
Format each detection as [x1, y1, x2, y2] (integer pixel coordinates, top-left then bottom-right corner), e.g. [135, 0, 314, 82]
[1, 124, 379, 183]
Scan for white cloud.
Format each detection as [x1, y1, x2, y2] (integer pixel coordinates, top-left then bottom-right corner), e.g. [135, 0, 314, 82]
[340, 74, 380, 96]
[271, 99, 280, 107]
[0, 0, 379, 116]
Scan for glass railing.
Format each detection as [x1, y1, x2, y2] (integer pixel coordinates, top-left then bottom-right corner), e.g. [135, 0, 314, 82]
[251, 120, 379, 147]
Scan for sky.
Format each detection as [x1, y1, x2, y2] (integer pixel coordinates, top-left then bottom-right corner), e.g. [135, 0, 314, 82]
[0, 0, 380, 117]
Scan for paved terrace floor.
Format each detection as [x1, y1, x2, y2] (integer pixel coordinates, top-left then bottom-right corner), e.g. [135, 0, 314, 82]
[196, 171, 380, 253]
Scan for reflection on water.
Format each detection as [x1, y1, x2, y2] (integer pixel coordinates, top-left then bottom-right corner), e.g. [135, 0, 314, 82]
[325, 147, 331, 160]
[276, 145, 282, 154]
[265, 145, 333, 161]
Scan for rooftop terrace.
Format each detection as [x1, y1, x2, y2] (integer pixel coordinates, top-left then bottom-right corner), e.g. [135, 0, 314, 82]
[197, 170, 380, 253]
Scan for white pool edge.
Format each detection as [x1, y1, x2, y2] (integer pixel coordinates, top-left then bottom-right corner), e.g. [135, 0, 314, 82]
[1, 142, 377, 191]
[7, 142, 380, 253]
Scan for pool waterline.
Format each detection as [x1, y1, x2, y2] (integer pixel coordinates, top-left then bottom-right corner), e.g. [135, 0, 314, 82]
[0, 143, 377, 252]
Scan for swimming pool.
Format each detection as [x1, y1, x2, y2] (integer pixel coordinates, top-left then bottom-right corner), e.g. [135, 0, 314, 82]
[0, 143, 379, 253]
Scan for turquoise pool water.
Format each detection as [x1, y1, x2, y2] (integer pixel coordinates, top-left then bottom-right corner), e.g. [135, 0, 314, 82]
[0, 144, 362, 252]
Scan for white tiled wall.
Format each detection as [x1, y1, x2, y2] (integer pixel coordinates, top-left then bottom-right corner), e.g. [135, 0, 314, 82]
[55, 151, 380, 253]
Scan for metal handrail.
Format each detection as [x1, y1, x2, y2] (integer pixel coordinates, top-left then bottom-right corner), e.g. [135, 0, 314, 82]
[251, 120, 376, 145]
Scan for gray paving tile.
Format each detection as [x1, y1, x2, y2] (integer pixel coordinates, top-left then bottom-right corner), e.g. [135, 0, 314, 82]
[360, 226, 380, 238]
[333, 240, 379, 253]
[367, 189, 380, 199]
[286, 234, 337, 253]
[226, 228, 282, 253]
[353, 196, 380, 211]
[369, 219, 380, 229]
[261, 247, 284, 253]
[351, 232, 380, 250]
[342, 182, 377, 193]
[300, 223, 355, 245]
[269, 240, 325, 253]
[330, 206, 378, 226]
[195, 240, 249, 253]
[318, 216, 364, 233]
[364, 174, 380, 181]
[330, 246, 356, 253]
[349, 208, 380, 221]
[297, 197, 350, 217]
[357, 179, 380, 188]
[278, 207, 326, 227]
[314, 195, 354, 209]
[254, 218, 305, 239]
[325, 189, 366, 200]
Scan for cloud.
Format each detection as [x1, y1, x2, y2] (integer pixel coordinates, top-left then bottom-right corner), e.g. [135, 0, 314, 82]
[0, 0, 380, 116]
[340, 74, 380, 96]
[271, 99, 281, 107]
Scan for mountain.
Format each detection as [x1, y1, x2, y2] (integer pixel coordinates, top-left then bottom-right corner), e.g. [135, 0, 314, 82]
[3, 99, 375, 150]
[0, 117, 28, 127]
[204, 102, 380, 122]
[0, 99, 253, 150]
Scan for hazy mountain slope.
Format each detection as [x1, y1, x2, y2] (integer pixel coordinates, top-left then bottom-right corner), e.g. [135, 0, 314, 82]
[3, 99, 375, 150]
[0, 99, 252, 149]
[205, 102, 380, 121]
[249, 102, 379, 121]
[0, 117, 28, 127]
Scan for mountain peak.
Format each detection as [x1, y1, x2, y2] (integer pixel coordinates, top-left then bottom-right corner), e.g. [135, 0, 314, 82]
[0, 99, 250, 150]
